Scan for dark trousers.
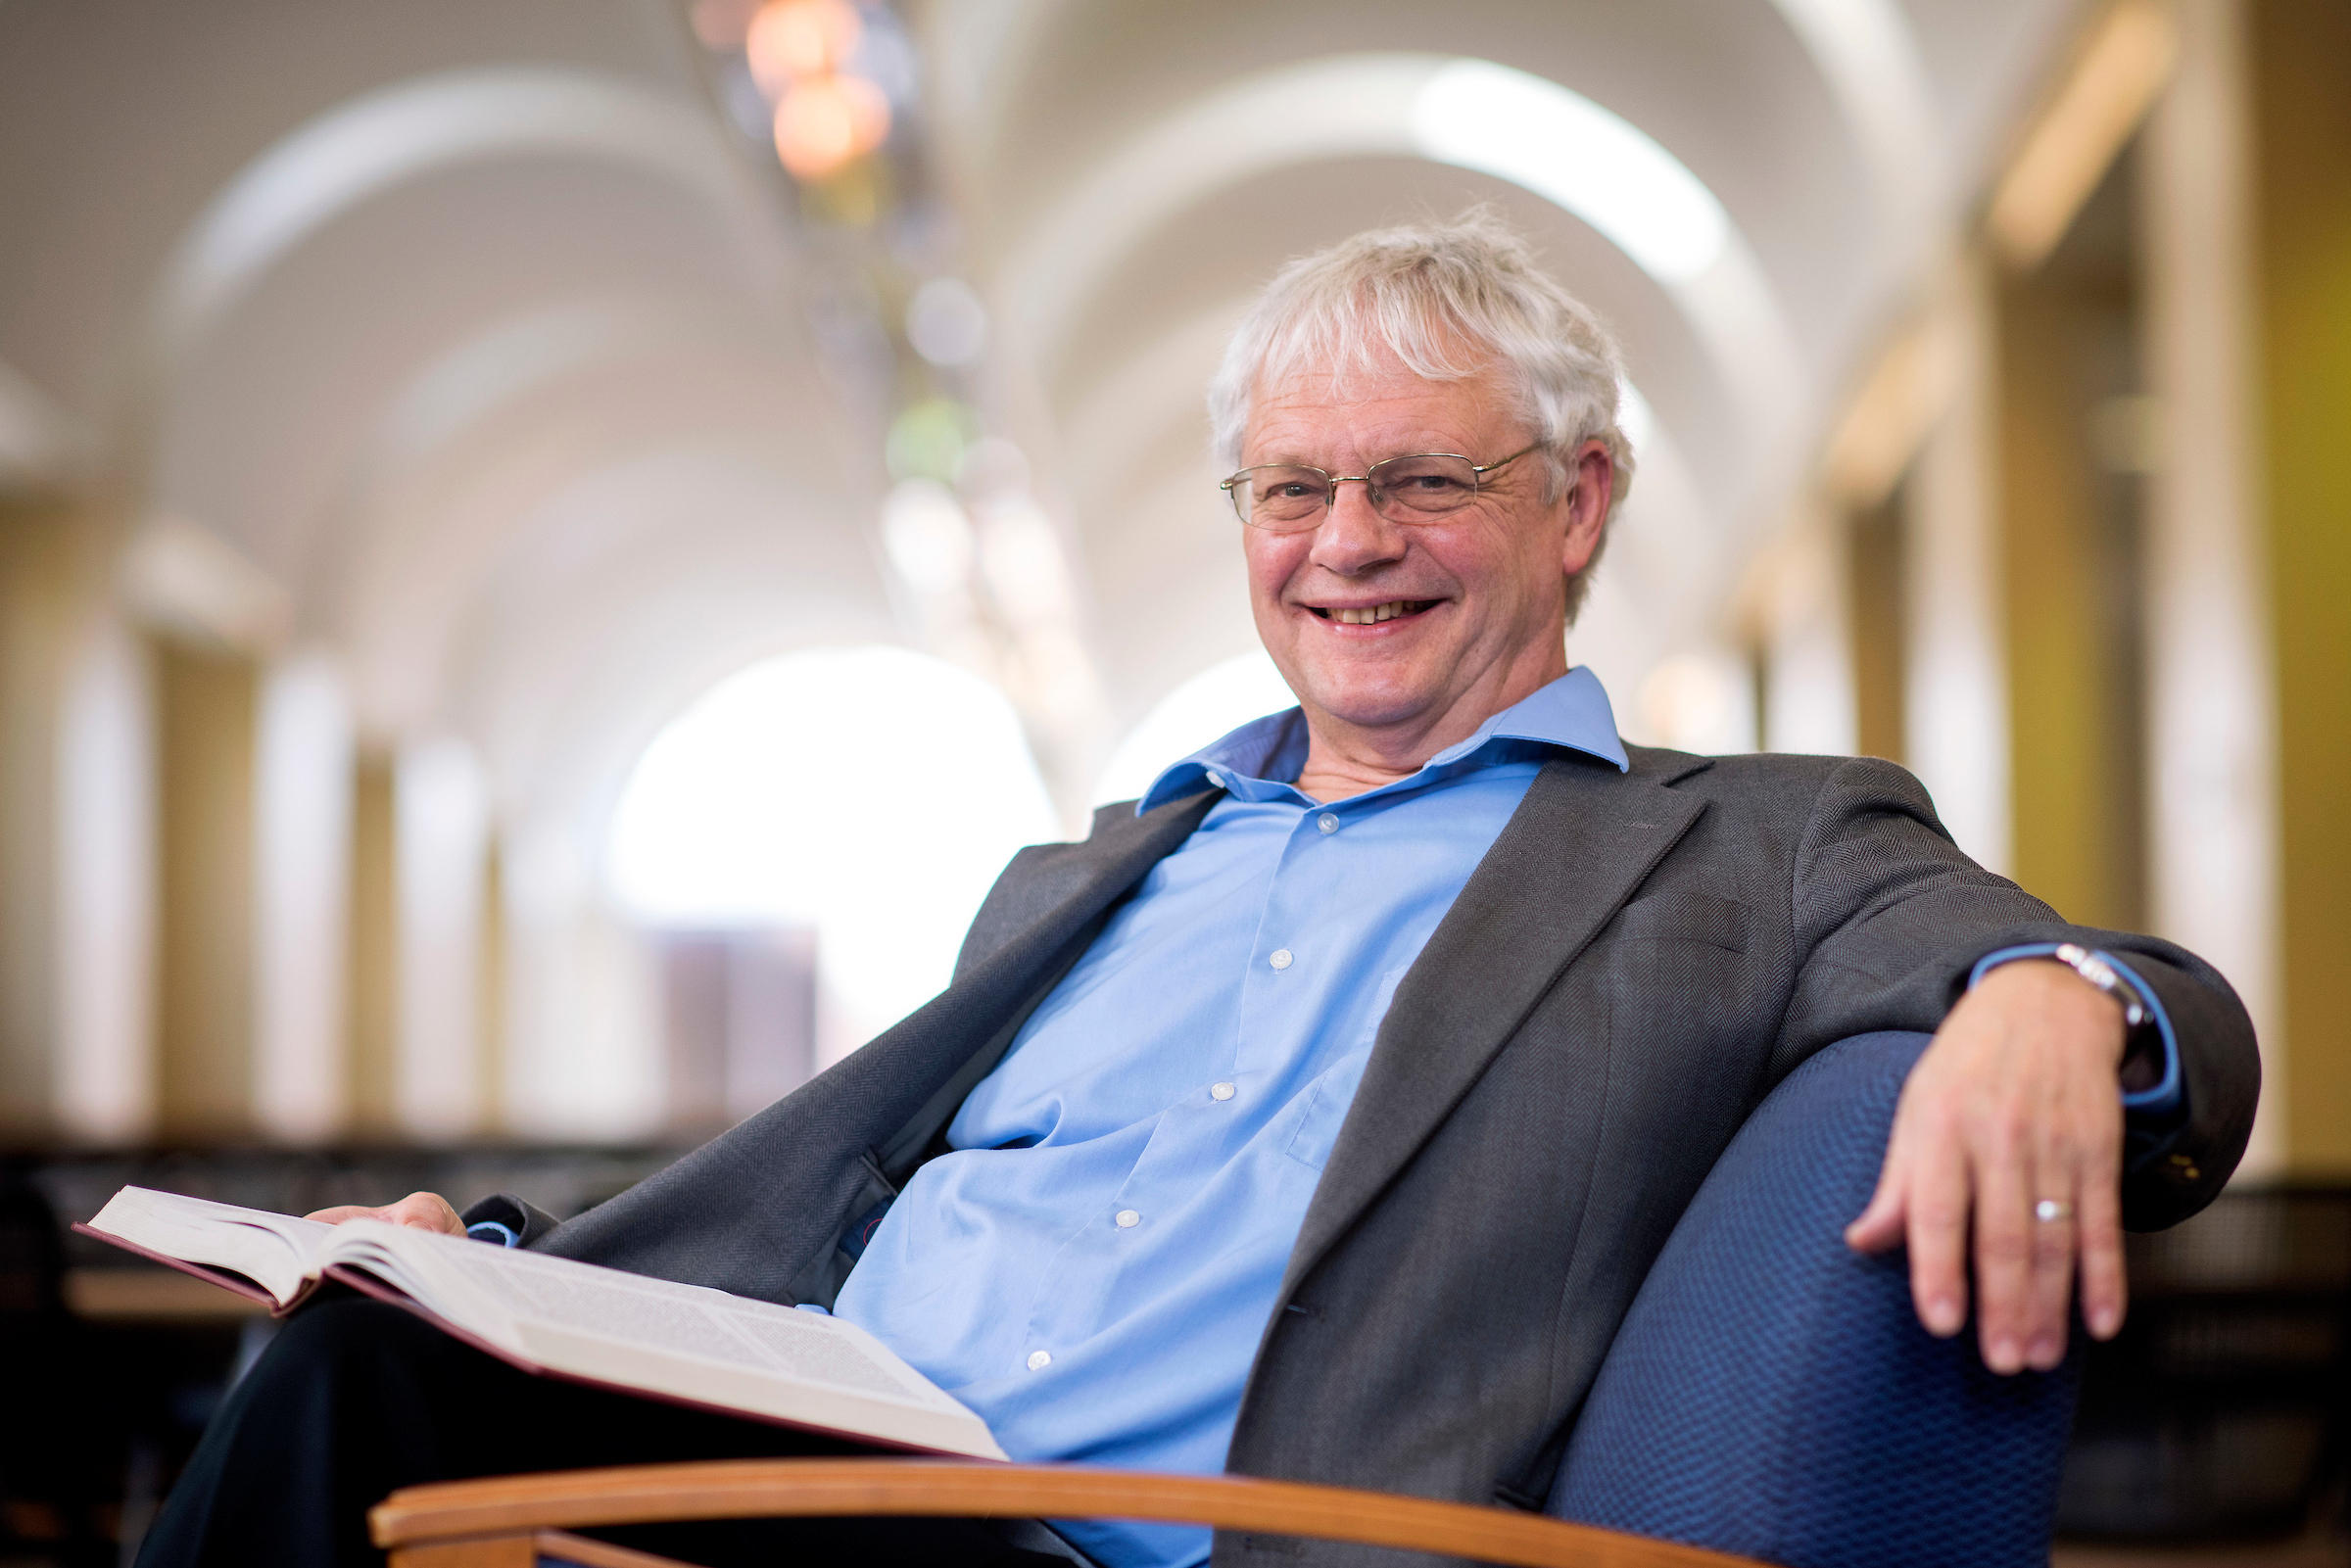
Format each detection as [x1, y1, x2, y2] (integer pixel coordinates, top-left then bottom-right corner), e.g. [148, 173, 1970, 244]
[136, 1295, 1084, 1568]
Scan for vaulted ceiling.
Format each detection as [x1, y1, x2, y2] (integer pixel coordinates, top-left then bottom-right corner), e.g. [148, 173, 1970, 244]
[0, 0, 2084, 845]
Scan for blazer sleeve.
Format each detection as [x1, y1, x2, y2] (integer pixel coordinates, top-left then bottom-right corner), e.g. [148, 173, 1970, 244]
[1771, 755, 2259, 1230]
[459, 1192, 564, 1247]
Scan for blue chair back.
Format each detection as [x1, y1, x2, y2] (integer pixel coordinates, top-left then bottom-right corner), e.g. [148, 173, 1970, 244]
[1547, 1030, 2082, 1568]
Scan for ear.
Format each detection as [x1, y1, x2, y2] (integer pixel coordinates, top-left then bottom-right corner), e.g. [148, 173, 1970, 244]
[1559, 440, 1614, 578]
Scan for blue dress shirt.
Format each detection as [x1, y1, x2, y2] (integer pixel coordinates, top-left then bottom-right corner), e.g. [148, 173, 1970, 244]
[831, 668, 1626, 1568]
[810, 668, 2183, 1568]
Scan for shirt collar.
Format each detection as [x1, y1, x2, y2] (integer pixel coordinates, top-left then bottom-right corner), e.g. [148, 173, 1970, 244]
[1137, 665, 1629, 813]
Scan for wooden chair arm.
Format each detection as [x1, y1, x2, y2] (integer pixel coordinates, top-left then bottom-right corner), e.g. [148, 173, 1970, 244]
[370, 1458, 1758, 1568]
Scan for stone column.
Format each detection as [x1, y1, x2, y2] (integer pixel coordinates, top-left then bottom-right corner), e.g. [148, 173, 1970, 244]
[394, 736, 489, 1140]
[1905, 260, 2014, 876]
[252, 651, 355, 1141]
[54, 608, 157, 1142]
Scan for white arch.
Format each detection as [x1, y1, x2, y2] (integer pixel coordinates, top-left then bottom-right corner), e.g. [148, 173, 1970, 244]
[148, 67, 760, 375]
[355, 293, 770, 498]
[999, 52, 1429, 377]
[998, 53, 1803, 470]
[1764, 0, 1939, 241]
[1410, 61, 1731, 283]
[940, 0, 1931, 236]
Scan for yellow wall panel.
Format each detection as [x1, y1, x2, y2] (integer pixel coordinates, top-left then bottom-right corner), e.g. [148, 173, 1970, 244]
[2002, 273, 2121, 927]
[2255, 0, 2351, 1170]
[155, 641, 256, 1139]
[347, 753, 398, 1137]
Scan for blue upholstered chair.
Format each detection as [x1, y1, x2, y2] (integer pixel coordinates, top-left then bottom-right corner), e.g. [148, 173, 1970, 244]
[369, 1031, 2084, 1568]
[1549, 1030, 2083, 1567]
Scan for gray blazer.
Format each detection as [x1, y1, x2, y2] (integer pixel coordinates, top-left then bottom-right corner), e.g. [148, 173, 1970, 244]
[487, 747, 2257, 1565]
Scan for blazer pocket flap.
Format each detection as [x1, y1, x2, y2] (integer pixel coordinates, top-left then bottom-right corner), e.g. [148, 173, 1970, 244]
[1613, 891, 1751, 952]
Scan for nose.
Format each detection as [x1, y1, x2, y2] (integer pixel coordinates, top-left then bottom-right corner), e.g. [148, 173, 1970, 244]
[1309, 476, 1407, 576]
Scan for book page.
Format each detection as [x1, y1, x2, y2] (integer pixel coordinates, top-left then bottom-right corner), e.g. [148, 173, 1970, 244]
[80, 1190, 1004, 1458]
[84, 1188, 329, 1307]
[324, 1222, 1006, 1458]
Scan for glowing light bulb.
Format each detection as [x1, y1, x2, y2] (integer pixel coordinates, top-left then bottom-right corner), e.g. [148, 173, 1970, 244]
[745, 0, 862, 97]
[772, 73, 890, 179]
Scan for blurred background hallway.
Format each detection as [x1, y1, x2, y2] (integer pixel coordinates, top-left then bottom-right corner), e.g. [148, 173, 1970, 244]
[0, 0, 2345, 1560]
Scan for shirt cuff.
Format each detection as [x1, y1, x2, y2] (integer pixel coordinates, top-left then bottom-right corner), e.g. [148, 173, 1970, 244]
[465, 1219, 520, 1248]
[1967, 943, 2183, 1124]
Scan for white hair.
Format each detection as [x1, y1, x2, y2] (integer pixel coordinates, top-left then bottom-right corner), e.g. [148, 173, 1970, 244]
[1207, 211, 1635, 619]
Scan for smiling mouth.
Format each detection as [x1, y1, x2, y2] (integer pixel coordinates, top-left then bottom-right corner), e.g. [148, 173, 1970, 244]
[1311, 599, 1440, 625]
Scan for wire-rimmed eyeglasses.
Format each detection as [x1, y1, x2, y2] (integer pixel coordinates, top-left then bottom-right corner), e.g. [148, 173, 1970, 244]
[1218, 442, 1542, 533]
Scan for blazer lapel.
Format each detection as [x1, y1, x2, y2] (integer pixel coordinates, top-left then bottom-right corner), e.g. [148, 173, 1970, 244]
[1277, 753, 1709, 1300]
[537, 787, 1219, 1291]
[863, 787, 1226, 1172]
[815, 785, 1223, 1139]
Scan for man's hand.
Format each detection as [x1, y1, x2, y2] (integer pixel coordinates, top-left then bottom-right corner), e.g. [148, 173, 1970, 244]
[1845, 960, 2130, 1373]
[305, 1191, 466, 1236]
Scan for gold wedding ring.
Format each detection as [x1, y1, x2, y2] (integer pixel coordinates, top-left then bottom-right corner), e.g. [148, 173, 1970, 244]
[2034, 1199, 2075, 1223]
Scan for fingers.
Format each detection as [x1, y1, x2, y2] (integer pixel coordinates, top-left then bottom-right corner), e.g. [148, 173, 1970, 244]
[2076, 1143, 2129, 1341]
[2003, 1067, 2129, 1367]
[392, 1192, 464, 1233]
[1992, 1102, 2079, 1373]
[1844, 1158, 1907, 1254]
[1965, 1105, 2040, 1372]
[2020, 1190, 2078, 1371]
[1861, 1080, 1973, 1338]
[1894, 959, 2139, 1374]
[302, 1192, 464, 1236]
[2020, 1099, 2116, 1366]
[1901, 1109, 1973, 1339]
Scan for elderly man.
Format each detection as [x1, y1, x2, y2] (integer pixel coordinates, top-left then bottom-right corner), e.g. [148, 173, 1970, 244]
[142, 215, 2256, 1568]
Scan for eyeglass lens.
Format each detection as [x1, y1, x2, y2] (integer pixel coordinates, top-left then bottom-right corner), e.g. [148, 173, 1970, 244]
[1229, 453, 1483, 531]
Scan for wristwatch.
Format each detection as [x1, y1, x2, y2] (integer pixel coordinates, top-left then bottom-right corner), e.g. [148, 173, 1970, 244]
[2048, 942, 2150, 1029]
[2047, 942, 2167, 1092]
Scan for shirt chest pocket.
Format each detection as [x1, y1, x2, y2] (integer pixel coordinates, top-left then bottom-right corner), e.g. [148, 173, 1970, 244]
[1283, 963, 1408, 1172]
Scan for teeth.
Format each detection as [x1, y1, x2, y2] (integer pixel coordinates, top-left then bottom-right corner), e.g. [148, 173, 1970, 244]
[1334, 600, 1417, 625]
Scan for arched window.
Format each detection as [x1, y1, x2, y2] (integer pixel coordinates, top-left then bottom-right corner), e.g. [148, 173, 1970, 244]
[607, 646, 1058, 1066]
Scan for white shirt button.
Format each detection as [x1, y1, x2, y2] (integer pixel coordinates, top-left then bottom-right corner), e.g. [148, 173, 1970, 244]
[1318, 813, 1338, 834]
[1211, 1082, 1236, 1101]
[1270, 948, 1293, 970]
[1115, 1210, 1140, 1228]
[1206, 771, 1226, 789]
[1027, 1350, 1052, 1371]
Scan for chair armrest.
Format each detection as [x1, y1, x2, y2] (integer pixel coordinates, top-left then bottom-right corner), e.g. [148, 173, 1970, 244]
[371, 1458, 1760, 1568]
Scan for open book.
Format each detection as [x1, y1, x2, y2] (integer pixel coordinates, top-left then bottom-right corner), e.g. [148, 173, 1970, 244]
[78, 1186, 1005, 1460]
